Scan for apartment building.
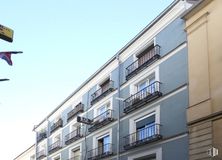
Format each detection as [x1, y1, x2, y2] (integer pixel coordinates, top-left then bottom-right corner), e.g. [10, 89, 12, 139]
[15, 1, 197, 160]
[183, 0, 222, 159]
[14, 145, 35, 160]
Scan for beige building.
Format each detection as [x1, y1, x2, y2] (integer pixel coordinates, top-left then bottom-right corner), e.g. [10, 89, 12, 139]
[14, 145, 35, 160]
[183, 0, 222, 159]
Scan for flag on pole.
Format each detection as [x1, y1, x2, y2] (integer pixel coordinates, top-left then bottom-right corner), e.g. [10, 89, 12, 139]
[0, 51, 22, 66]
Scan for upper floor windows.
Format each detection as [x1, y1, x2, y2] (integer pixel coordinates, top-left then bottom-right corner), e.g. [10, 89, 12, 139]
[88, 102, 114, 132]
[126, 43, 160, 80]
[124, 106, 162, 150]
[67, 102, 84, 122]
[91, 78, 115, 105]
[50, 117, 63, 134]
[124, 69, 162, 114]
[70, 147, 81, 160]
[88, 130, 113, 160]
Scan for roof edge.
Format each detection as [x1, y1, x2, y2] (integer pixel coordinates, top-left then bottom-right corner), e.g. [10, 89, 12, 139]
[34, 0, 181, 130]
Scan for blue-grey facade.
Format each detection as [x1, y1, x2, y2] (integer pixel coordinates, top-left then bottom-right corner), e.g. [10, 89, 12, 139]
[33, 1, 193, 160]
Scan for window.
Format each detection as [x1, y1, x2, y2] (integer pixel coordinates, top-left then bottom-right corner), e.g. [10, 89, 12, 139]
[136, 114, 155, 140]
[53, 134, 61, 143]
[100, 78, 110, 93]
[137, 43, 155, 67]
[96, 103, 110, 122]
[70, 147, 80, 159]
[53, 155, 61, 160]
[97, 135, 110, 154]
[136, 73, 155, 93]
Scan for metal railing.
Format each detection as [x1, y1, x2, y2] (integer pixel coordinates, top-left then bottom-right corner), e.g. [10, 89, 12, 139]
[124, 81, 162, 113]
[124, 123, 161, 149]
[67, 103, 84, 121]
[37, 131, 47, 143]
[48, 140, 62, 154]
[65, 127, 83, 145]
[36, 149, 46, 159]
[88, 143, 113, 159]
[91, 81, 114, 105]
[126, 45, 160, 79]
[68, 155, 81, 160]
[50, 118, 63, 134]
[88, 109, 114, 132]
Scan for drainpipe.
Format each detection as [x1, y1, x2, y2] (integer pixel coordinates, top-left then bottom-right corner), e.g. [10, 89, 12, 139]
[33, 126, 38, 160]
[46, 118, 50, 160]
[116, 54, 121, 160]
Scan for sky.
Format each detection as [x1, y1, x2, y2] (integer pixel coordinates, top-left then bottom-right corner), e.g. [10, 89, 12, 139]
[0, 0, 174, 159]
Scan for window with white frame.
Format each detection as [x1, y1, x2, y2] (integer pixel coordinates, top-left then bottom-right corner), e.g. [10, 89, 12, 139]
[53, 155, 61, 160]
[97, 134, 111, 154]
[70, 147, 81, 159]
[136, 43, 155, 67]
[95, 102, 110, 123]
[136, 72, 155, 94]
[135, 113, 156, 141]
[53, 133, 61, 143]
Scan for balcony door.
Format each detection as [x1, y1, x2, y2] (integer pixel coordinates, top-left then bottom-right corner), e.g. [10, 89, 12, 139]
[97, 103, 109, 122]
[100, 79, 110, 93]
[71, 147, 80, 160]
[136, 74, 155, 99]
[97, 135, 110, 155]
[137, 44, 154, 67]
[136, 114, 155, 141]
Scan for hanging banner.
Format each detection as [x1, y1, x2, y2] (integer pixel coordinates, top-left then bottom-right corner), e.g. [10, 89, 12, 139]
[0, 24, 14, 42]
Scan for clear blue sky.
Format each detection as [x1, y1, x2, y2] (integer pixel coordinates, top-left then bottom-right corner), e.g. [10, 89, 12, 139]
[0, 0, 174, 159]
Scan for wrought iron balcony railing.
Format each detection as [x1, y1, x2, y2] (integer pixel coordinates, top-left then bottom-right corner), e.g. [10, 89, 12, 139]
[88, 109, 114, 132]
[65, 127, 83, 145]
[88, 143, 113, 160]
[67, 103, 84, 122]
[68, 155, 81, 160]
[126, 45, 160, 80]
[91, 81, 114, 105]
[124, 81, 162, 113]
[37, 131, 47, 143]
[48, 140, 62, 154]
[50, 118, 63, 134]
[124, 123, 162, 150]
[36, 149, 46, 160]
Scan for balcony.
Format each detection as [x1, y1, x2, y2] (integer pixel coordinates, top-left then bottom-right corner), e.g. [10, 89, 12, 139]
[124, 81, 162, 114]
[88, 109, 114, 132]
[50, 118, 63, 134]
[68, 155, 81, 160]
[88, 143, 113, 160]
[37, 132, 47, 143]
[124, 123, 162, 150]
[91, 81, 114, 105]
[67, 103, 84, 122]
[126, 45, 160, 80]
[36, 150, 46, 160]
[65, 127, 83, 145]
[48, 140, 62, 154]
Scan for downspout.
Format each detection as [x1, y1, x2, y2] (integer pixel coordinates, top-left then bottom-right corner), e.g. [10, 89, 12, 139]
[46, 118, 50, 160]
[116, 54, 121, 160]
[33, 127, 37, 160]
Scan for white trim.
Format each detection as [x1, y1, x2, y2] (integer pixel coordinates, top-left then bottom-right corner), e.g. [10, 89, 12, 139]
[129, 105, 160, 134]
[68, 143, 82, 159]
[128, 147, 162, 160]
[51, 153, 61, 160]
